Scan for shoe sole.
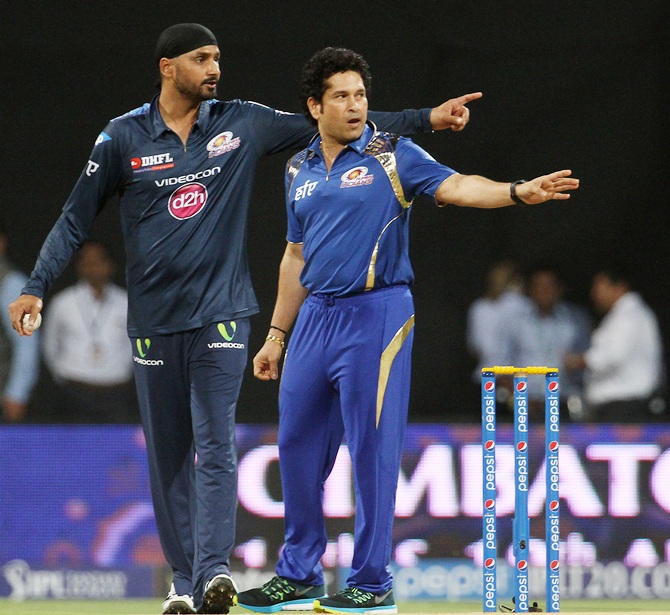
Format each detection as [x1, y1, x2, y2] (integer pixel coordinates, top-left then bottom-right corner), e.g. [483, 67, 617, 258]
[199, 579, 236, 614]
[313, 601, 397, 615]
[163, 600, 196, 614]
[236, 597, 322, 613]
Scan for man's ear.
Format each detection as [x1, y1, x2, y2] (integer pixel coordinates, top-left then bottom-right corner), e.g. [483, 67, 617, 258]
[307, 97, 321, 122]
[159, 57, 174, 81]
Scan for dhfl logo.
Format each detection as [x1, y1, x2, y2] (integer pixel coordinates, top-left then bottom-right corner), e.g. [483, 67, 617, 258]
[484, 381, 495, 392]
[485, 440, 495, 451]
[484, 558, 496, 570]
[550, 560, 560, 571]
[548, 441, 559, 452]
[484, 499, 495, 510]
[517, 442, 528, 452]
[168, 183, 208, 220]
[549, 500, 560, 512]
[517, 560, 528, 571]
[516, 381, 527, 393]
[548, 381, 559, 393]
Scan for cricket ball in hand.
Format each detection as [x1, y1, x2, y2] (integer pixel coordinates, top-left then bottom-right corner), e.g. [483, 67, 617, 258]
[22, 313, 42, 332]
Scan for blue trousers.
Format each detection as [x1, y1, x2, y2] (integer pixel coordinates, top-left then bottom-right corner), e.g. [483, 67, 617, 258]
[131, 319, 249, 605]
[276, 286, 414, 593]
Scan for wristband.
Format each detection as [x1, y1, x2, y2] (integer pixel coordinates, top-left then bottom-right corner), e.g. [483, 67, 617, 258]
[270, 325, 288, 335]
[510, 179, 528, 206]
[266, 334, 285, 349]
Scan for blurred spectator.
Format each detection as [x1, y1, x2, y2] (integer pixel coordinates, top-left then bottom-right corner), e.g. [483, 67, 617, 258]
[508, 264, 592, 420]
[0, 218, 40, 422]
[565, 263, 665, 422]
[42, 241, 138, 423]
[466, 259, 528, 377]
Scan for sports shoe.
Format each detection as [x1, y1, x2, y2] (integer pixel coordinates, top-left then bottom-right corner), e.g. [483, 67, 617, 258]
[199, 574, 238, 614]
[162, 583, 196, 614]
[500, 597, 543, 612]
[235, 575, 326, 613]
[314, 587, 396, 614]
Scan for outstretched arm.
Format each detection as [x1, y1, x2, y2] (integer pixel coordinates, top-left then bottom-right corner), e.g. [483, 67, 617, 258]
[430, 92, 483, 131]
[436, 170, 579, 208]
[369, 91, 483, 135]
[253, 243, 308, 381]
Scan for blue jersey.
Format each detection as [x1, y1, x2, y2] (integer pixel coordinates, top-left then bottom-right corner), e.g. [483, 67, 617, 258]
[285, 124, 456, 296]
[22, 96, 431, 336]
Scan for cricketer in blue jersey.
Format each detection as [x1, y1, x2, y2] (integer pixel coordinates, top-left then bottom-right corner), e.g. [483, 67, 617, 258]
[241, 47, 579, 615]
[7, 23, 488, 615]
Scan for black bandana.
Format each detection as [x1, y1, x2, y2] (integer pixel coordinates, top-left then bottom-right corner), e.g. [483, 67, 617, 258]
[154, 23, 218, 62]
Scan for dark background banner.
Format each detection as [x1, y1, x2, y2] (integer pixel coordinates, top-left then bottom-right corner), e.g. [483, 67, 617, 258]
[2, 2, 668, 422]
[1, 424, 668, 600]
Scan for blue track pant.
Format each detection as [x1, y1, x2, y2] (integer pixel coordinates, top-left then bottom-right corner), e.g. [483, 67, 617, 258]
[276, 286, 414, 593]
[131, 319, 249, 605]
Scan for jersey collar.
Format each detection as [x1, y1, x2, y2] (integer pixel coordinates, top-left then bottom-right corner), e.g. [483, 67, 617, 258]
[307, 121, 377, 160]
[148, 94, 213, 140]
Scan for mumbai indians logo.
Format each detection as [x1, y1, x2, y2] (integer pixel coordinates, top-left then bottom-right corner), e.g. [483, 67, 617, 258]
[517, 442, 528, 452]
[484, 440, 495, 451]
[548, 441, 559, 452]
[517, 560, 528, 571]
[484, 499, 495, 510]
[484, 381, 495, 392]
[133, 338, 164, 366]
[340, 166, 374, 188]
[516, 381, 527, 393]
[207, 131, 241, 158]
[549, 500, 560, 512]
[550, 560, 560, 571]
[484, 558, 496, 570]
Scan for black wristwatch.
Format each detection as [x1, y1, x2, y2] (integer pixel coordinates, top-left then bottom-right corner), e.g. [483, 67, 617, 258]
[510, 179, 528, 206]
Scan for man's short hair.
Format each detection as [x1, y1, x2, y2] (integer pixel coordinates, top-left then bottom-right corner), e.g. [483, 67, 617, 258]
[300, 47, 372, 125]
[597, 261, 631, 287]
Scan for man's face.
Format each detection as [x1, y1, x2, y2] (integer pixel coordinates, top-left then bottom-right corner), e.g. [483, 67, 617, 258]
[528, 271, 562, 314]
[76, 244, 113, 287]
[309, 71, 368, 144]
[590, 273, 620, 313]
[169, 45, 221, 101]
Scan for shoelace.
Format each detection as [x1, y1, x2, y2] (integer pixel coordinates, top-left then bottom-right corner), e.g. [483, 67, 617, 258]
[261, 576, 295, 599]
[338, 587, 375, 604]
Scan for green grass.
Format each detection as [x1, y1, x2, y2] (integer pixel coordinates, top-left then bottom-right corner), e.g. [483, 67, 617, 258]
[1, 600, 670, 614]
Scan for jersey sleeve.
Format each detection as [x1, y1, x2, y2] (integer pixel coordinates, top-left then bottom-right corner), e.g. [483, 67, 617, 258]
[394, 137, 457, 202]
[243, 101, 317, 156]
[368, 108, 433, 136]
[284, 161, 304, 244]
[244, 102, 433, 156]
[22, 124, 125, 299]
